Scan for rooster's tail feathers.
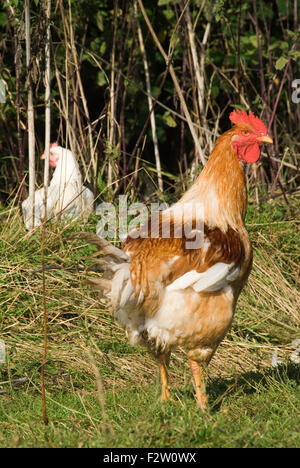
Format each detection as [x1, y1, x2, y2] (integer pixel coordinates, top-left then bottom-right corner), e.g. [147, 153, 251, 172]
[72, 232, 132, 309]
[71, 232, 129, 263]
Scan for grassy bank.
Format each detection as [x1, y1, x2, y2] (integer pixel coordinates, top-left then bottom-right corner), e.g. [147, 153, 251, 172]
[0, 197, 299, 448]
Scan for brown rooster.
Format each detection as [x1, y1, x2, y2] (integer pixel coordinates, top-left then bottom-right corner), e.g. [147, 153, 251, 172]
[78, 109, 272, 409]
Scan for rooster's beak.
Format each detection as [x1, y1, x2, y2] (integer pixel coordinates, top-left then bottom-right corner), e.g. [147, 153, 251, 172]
[258, 135, 273, 144]
[40, 152, 46, 160]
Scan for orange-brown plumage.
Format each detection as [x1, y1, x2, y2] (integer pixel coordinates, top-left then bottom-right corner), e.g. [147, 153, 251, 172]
[83, 109, 272, 408]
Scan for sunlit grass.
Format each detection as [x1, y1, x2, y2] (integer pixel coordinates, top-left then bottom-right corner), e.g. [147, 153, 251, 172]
[0, 196, 299, 447]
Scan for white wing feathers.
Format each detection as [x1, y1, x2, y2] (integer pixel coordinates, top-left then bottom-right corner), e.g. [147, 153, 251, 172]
[109, 263, 135, 309]
[166, 262, 239, 293]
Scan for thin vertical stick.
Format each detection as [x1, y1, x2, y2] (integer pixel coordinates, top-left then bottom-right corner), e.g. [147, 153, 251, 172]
[13, 26, 25, 204]
[67, 1, 96, 179]
[44, 5, 51, 196]
[54, 7, 88, 178]
[134, 0, 163, 192]
[180, 49, 188, 176]
[185, 4, 212, 152]
[107, 0, 118, 186]
[25, 0, 35, 229]
[41, 0, 51, 427]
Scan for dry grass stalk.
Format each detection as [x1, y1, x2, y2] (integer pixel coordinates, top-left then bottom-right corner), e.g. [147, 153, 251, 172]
[85, 346, 114, 437]
[137, 0, 206, 166]
[134, 0, 163, 192]
[67, 1, 96, 179]
[185, 4, 212, 154]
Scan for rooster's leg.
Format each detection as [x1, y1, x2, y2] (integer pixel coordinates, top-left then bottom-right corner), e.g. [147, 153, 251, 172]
[158, 352, 172, 402]
[188, 348, 214, 410]
[189, 359, 207, 409]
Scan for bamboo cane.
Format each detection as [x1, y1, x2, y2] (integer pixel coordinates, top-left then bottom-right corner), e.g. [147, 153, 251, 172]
[25, 0, 35, 230]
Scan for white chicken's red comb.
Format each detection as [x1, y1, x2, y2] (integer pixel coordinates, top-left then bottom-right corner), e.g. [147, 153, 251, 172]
[50, 142, 59, 148]
[229, 108, 267, 134]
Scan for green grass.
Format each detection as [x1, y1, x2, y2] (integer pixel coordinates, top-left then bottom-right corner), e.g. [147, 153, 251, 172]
[0, 197, 299, 448]
[0, 365, 299, 448]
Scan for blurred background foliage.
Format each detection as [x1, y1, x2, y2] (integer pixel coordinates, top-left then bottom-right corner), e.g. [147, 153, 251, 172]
[0, 0, 299, 205]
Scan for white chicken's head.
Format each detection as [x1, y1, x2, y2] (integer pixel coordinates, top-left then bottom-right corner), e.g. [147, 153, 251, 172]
[41, 142, 66, 168]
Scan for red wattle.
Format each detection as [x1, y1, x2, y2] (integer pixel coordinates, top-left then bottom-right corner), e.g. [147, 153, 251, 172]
[243, 143, 260, 163]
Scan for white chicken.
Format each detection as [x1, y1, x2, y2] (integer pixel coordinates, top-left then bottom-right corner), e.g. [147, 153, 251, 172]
[22, 143, 94, 229]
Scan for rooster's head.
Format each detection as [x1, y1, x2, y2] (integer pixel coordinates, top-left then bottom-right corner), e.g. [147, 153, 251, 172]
[229, 108, 273, 163]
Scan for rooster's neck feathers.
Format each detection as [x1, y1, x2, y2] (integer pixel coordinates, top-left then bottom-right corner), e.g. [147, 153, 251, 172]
[179, 131, 247, 232]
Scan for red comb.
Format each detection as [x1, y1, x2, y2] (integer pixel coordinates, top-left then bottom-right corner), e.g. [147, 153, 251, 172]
[50, 142, 59, 148]
[229, 108, 267, 134]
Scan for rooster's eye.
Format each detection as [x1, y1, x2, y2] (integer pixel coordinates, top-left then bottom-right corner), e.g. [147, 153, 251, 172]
[243, 131, 249, 135]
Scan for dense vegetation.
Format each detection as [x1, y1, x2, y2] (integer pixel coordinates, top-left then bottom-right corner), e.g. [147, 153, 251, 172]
[0, 0, 299, 202]
[0, 0, 299, 449]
